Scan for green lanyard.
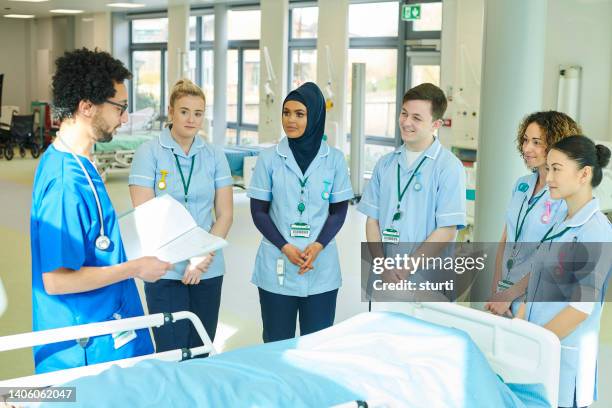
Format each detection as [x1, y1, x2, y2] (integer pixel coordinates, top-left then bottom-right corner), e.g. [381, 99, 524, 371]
[540, 224, 572, 243]
[514, 189, 546, 242]
[297, 176, 309, 215]
[174, 154, 196, 203]
[393, 158, 427, 221]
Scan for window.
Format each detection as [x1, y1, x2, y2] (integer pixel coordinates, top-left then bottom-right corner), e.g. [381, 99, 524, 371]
[290, 49, 317, 89]
[132, 51, 163, 115]
[345, 0, 442, 172]
[130, 18, 168, 123]
[189, 16, 197, 42]
[288, 6, 318, 91]
[242, 49, 260, 125]
[347, 49, 397, 139]
[201, 14, 214, 41]
[291, 6, 317, 39]
[200, 50, 214, 110]
[410, 62, 440, 87]
[190, 14, 215, 119]
[228, 9, 261, 40]
[225, 8, 260, 145]
[412, 2, 442, 32]
[132, 18, 168, 43]
[348, 2, 398, 38]
[227, 49, 239, 124]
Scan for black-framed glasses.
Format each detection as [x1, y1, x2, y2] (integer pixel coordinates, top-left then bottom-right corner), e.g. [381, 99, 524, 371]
[105, 100, 129, 114]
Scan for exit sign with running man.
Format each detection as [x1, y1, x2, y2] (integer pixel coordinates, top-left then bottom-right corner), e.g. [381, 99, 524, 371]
[401, 4, 422, 21]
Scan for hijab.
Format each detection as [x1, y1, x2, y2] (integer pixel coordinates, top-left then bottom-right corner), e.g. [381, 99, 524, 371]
[283, 82, 326, 175]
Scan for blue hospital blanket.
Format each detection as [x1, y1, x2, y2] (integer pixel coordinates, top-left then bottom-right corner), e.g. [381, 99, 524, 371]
[42, 312, 549, 407]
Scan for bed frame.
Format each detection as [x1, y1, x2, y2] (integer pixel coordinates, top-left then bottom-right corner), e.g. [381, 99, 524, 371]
[371, 302, 560, 407]
[0, 311, 215, 389]
[0, 304, 560, 407]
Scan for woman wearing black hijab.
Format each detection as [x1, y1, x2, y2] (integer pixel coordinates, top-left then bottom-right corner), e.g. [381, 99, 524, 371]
[247, 82, 354, 342]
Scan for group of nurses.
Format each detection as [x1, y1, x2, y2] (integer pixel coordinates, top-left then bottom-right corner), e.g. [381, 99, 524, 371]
[518, 136, 612, 408]
[129, 79, 234, 352]
[247, 82, 354, 342]
[486, 111, 582, 317]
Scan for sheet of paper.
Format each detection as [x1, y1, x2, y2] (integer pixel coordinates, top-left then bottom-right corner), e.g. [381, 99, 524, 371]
[155, 227, 227, 264]
[119, 195, 227, 263]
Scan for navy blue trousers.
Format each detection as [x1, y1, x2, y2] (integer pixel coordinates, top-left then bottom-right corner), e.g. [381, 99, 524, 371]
[258, 287, 338, 343]
[144, 276, 223, 353]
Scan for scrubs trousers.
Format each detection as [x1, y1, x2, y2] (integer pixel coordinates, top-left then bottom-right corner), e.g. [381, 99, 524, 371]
[145, 276, 223, 355]
[258, 287, 338, 343]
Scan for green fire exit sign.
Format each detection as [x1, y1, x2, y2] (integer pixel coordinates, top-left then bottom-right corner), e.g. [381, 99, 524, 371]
[402, 4, 422, 21]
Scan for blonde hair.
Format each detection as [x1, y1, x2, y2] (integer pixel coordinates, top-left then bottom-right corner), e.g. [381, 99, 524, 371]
[169, 78, 206, 108]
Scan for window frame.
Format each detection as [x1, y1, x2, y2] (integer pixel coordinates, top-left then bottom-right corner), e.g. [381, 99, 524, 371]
[128, 17, 168, 121]
[220, 5, 261, 145]
[287, 3, 318, 92]
[346, 0, 442, 149]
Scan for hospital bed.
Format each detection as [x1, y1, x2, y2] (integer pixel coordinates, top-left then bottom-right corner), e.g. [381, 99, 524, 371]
[93, 126, 263, 188]
[0, 303, 560, 407]
[93, 130, 158, 178]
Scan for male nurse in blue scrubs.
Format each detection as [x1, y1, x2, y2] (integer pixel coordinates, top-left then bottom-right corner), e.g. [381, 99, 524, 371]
[358, 83, 466, 289]
[30, 48, 171, 373]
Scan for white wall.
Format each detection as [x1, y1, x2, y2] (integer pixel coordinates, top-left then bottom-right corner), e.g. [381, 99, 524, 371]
[75, 13, 111, 52]
[0, 19, 31, 113]
[439, 0, 484, 149]
[167, 5, 190, 88]
[542, 0, 612, 141]
[258, 0, 289, 144]
[443, 0, 612, 146]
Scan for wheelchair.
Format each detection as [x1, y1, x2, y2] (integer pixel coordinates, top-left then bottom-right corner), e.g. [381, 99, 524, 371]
[0, 113, 40, 160]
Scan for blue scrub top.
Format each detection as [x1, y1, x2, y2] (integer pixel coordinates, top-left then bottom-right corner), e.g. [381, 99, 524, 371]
[30, 145, 153, 374]
[358, 138, 466, 242]
[247, 137, 354, 297]
[129, 128, 233, 280]
[525, 198, 612, 407]
[501, 172, 567, 286]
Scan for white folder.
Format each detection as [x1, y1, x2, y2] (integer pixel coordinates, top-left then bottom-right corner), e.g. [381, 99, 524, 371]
[119, 195, 228, 264]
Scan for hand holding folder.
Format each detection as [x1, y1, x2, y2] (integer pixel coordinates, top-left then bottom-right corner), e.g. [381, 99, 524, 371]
[119, 195, 228, 265]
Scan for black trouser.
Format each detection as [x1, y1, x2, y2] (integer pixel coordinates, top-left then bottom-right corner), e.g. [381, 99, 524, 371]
[144, 277, 223, 353]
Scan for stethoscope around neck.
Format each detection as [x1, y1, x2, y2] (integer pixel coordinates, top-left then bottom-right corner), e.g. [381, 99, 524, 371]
[58, 137, 111, 251]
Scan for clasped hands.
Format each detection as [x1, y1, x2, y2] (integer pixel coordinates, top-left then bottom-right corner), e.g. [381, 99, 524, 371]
[281, 242, 323, 274]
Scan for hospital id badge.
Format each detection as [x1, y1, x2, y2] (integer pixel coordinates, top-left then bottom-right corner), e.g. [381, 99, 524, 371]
[112, 329, 137, 349]
[382, 228, 400, 244]
[290, 222, 311, 238]
[497, 279, 514, 292]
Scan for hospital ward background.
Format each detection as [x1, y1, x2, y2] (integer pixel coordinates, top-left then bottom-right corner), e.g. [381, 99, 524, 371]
[1, 0, 612, 407]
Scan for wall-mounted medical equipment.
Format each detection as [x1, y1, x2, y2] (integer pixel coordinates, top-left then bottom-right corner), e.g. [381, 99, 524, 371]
[557, 65, 581, 122]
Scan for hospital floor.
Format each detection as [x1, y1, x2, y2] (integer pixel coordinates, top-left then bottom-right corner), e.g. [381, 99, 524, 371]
[0, 156, 610, 407]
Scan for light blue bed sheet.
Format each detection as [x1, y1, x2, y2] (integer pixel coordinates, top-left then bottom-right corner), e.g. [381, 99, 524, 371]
[41, 312, 550, 408]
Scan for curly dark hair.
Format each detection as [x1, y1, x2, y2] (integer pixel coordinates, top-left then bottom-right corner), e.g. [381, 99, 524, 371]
[515, 111, 581, 155]
[52, 48, 132, 121]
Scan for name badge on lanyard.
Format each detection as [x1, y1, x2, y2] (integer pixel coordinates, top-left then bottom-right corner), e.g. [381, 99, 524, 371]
[497, 279, 514, 292]
[290, 222, 311, 238]
[382, 228, 400, 244]
[292, 176, 311, 238]
[111, 313, 137, 349]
